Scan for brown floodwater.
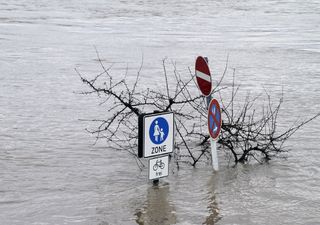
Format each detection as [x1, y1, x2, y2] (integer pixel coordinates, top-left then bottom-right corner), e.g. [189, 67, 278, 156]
[0, 0, 319, 224]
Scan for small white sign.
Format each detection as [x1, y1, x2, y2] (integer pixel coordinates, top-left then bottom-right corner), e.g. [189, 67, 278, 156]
[143, 112, 174, 158]
[148, 155, 169, 180]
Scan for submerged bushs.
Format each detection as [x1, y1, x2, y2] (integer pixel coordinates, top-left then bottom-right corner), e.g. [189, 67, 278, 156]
[78, 55, 320, 167]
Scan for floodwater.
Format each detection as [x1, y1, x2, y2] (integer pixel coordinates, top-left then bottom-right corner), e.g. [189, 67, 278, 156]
[1, 0, 319, 224]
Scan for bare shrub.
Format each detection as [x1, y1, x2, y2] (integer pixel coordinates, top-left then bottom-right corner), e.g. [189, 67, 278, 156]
[77, 53, 319, 167]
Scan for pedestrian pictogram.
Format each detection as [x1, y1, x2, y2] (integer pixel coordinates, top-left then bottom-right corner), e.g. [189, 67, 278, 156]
[149, 117, 169, 144]
[149, 155, 169, 180]
[208, 99, 222, 140]
[138, 112, 174, 158]
[195, 56, 212, 96]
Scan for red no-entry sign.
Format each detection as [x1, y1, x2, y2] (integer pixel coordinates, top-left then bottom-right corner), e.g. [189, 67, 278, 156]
[208, 98, 222, 140]
[195, 56, 212, 96]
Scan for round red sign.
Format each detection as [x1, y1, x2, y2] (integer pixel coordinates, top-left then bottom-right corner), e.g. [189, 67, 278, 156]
[195, 56, 212, 96]
[208, 98, 222, 140]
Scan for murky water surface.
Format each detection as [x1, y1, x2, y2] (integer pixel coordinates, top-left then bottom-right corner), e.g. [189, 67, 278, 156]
[0, 0, 319, 224]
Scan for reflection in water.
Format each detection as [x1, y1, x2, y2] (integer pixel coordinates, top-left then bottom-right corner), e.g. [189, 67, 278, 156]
[203, 174, 222, 225]
[135, 183, 176, 225]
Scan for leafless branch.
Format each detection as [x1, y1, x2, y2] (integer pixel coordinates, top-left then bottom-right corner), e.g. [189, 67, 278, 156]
[78, 52, 320, 166]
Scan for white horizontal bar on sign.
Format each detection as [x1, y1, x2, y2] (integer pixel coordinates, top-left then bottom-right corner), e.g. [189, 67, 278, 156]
[196, 70, 211, 82]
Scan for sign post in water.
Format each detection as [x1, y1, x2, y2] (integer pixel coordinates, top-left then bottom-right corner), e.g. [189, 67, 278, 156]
[138, 111, 174, 181]
[195, 56, 221, 171]
[208, 98, 222, 171]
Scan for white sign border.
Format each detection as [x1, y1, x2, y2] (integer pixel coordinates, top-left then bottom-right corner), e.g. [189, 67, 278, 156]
[148, 155, 169, 180]
[143, 112, 174, 158]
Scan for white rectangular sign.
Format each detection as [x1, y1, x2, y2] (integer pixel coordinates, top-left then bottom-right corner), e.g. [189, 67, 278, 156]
[148, 155, 169, 180]
[143, 112, 174, 158]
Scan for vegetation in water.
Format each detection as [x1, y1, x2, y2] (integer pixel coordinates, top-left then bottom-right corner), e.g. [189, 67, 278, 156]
[77, 51, 320, 168]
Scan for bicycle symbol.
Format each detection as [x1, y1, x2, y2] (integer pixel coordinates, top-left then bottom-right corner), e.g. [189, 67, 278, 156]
[153, 159, 165, 171]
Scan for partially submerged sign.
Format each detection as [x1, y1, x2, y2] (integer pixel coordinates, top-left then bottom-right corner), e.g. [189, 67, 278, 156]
[148, 155, 169, 180]
[208, 98, 222, 140]
[195, 56, 212, 96]
[138, 112, 174, 158]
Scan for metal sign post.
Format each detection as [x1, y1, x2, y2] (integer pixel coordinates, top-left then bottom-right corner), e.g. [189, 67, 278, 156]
[195, 56, 221, 171]
[208, 98, 222, 171]
[138, 111, 174, 183]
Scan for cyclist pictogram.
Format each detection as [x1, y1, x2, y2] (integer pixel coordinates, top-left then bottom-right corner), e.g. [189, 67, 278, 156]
[153, 159, 165, 171]
[148, 155, 169, 180]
